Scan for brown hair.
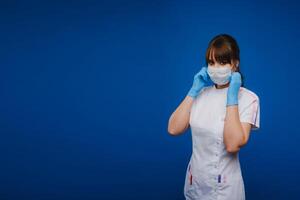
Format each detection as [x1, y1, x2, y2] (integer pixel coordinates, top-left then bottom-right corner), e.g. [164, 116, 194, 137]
[205, 34, 244, 87]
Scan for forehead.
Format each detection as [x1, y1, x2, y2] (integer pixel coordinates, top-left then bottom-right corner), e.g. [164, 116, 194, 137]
[208, 48, 217, 61]
[207, 46, 232, 63]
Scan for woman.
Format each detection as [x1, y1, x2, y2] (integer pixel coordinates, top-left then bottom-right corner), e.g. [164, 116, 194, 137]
[168, 34, 260, 200]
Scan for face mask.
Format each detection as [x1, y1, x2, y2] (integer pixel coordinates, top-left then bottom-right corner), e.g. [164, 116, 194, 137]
[207, 65, 232, 85]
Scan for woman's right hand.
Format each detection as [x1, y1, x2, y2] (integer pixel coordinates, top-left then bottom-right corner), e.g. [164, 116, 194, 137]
[168, 66, 209, 135]
[187, 66, 210, 98]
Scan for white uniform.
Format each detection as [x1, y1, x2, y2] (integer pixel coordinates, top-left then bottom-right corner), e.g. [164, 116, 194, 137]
[184, 85, 260, 200]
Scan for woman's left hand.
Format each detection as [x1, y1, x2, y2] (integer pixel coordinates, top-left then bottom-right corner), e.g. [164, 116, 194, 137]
[226, 72, 242, 106]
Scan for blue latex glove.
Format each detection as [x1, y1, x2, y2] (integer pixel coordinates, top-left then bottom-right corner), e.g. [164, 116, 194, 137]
[187, 66, 211, 98]
[226, 72, 242, 106]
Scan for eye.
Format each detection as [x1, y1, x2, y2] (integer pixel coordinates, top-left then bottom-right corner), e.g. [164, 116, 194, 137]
[208, 60, 214, 65]
[220, 61, 229, 65]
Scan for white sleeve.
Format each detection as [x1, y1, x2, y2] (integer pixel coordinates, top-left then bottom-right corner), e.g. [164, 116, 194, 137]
[239, 96, 260, 131]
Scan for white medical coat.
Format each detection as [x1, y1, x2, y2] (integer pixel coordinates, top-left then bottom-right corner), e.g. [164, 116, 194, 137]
[184, 85, 260, 200]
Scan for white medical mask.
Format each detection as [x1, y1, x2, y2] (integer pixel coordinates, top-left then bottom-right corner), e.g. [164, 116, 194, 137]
[207, 65, 232, 85]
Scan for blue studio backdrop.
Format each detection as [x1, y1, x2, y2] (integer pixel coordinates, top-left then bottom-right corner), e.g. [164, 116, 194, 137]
[1, 0, 300, 199]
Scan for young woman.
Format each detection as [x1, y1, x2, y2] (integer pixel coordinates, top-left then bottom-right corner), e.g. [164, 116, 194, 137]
[168, 34, 260, 200]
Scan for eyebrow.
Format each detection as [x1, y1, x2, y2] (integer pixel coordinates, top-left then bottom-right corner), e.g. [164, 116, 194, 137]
[207, 59, 231, 65]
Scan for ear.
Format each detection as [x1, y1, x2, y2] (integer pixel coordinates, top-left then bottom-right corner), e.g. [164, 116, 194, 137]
[233, 60, 239, 72]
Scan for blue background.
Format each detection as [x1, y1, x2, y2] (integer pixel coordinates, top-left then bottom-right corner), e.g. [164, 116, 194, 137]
[1, 0, 300, 199]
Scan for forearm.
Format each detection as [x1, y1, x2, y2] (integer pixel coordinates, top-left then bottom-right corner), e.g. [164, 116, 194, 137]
[223, 105, 245, 153]
[168, 95, 194, 135]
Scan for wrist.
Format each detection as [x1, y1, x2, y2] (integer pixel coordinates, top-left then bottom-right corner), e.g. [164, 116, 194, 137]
[187, 85, 204, 98]
[187, 88, 198, 99]
[226, 94, 238, 106]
